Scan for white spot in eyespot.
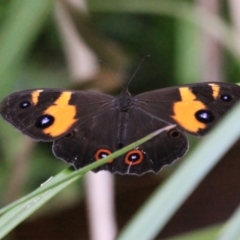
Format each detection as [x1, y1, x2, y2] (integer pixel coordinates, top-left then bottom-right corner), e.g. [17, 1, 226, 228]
[42, 117, 50, 125]
[131, 155, 137, 160]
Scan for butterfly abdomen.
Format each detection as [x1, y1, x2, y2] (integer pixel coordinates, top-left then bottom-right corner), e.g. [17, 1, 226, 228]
[117, 111, 129, 148]
[116, 91, 133, 148]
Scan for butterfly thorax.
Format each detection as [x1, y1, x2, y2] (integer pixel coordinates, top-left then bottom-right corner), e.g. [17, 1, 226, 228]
[118, 90, 132, 112]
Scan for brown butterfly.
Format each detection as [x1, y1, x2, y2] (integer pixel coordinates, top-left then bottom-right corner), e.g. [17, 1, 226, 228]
[0, 82, 239, 175]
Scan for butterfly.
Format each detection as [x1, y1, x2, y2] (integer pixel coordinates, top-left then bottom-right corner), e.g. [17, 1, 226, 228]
[0, 82, 239, 175]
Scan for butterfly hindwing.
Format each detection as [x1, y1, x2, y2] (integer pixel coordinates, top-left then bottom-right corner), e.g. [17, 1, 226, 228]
[53, 105, 188, 174]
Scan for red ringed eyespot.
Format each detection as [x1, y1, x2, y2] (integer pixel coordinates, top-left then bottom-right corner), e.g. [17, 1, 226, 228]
[125, 149, 144, 166]
[94, 149, 113, 163]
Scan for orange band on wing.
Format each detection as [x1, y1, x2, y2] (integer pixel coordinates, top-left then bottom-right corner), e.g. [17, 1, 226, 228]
[172, 87, 206, 132]
[31, 90, 43, 105]
[208, 83, 220, 99]
[43, 92, 77, 137]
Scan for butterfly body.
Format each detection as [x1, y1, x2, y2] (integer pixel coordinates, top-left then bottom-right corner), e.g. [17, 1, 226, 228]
[1, 82, 239, 175]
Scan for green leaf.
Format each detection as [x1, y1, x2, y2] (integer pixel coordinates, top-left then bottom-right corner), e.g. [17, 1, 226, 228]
[166, 224, 221, 240]
[0, 0, 54, 94]
[0, 126, 173, 239]
[217, 204, 240, 240]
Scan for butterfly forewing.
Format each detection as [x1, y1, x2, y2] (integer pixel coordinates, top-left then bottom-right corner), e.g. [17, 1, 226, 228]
[135, 82, 240, 136]
[0, 89, 115, 141]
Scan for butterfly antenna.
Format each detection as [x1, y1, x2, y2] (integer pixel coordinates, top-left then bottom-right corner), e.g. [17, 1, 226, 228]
[99, 60, 124, 89]
[125, 55, 150, 90]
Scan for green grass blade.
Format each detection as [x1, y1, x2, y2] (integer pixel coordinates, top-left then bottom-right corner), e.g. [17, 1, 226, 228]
[0, 168, 78, 239]
[217, 205, 240, 240]
[0, 126, 172, 238]
[0, 0, 55, 160]
[0, 124, 174, 215]
[166, 224, 221, 240]
[0, 0, 54, 93]
[175, 20, 200, 84]
[117, 102, 240, 240]
[89, 0, 240, 61]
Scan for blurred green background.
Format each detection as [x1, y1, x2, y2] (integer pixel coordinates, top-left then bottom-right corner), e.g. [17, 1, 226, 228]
[1, 0, 240, 239]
